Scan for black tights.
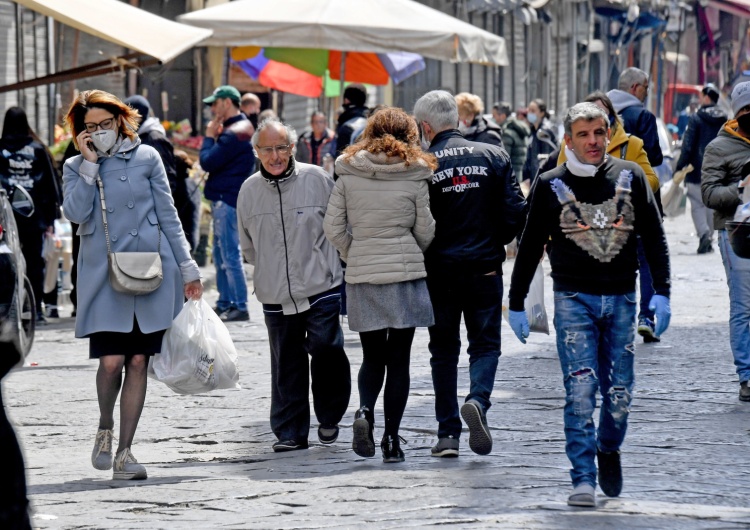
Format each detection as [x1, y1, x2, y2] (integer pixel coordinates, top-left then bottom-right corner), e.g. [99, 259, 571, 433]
[358, 327, 415, 437]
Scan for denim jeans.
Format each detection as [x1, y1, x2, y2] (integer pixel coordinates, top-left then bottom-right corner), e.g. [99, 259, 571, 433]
[264, 296, 351, 442]
[212, 201, 248, 312]
[553, 291, 636, 488]
[427, 273, 502, 439]
[636, 237, 654, 321]
[718, 230, 750, 383]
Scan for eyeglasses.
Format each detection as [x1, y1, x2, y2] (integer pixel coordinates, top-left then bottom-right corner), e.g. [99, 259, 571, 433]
[84, 118, 115, 133]
[256, 144, 292, 156]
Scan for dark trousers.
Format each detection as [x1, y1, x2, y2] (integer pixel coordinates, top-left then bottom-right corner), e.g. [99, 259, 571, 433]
[264, 296, 351, 442]
[0, 386, 31, 530]
[427, 273, 503, 439]
[17, 225, 44, 313]
[358, 327, 415, 437]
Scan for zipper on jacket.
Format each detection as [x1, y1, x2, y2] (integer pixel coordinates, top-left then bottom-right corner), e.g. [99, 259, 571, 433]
[275, 183, 298, 313]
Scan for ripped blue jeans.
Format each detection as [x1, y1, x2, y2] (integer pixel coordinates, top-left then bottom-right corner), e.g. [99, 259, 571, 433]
[553, 291, 636, 488]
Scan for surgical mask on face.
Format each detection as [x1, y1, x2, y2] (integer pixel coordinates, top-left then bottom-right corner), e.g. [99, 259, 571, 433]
[90, 129, 118, 153]
[737, 113, 750, 134]
[527, 112, 538, 125]
[420, 126, 430, 150]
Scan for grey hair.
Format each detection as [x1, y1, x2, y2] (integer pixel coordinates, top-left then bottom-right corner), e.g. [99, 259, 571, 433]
[564, 102, 609, 137]
[413, 90, 459, 133]
[617, 67, 648, 91]
[251, 117, 298, 153]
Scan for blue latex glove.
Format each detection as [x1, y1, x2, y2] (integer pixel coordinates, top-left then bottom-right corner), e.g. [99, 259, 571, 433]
[648, 294, 671, 337]
[508, 310, 530, 344]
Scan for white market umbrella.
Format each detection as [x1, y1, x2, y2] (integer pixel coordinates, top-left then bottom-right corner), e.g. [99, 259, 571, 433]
[178, 0, 508, 66]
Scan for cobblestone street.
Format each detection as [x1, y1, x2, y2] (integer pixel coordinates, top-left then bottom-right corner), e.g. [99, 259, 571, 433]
[5, 213, 750, 529]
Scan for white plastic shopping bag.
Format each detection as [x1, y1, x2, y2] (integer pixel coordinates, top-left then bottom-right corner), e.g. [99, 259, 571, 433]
[148, 298, 240, 394]
[503, 262, 549, 334]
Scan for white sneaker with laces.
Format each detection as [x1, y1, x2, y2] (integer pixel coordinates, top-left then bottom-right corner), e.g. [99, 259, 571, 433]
[113, 448, 147, 480]
[91, 429, 114, 470]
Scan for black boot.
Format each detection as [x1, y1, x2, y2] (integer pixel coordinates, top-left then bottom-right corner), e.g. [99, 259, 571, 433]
[381, 434, 405, 463]
[697, 234, 713, 254]
[597, 449, 622, 497]
[352, 407, 375, 457]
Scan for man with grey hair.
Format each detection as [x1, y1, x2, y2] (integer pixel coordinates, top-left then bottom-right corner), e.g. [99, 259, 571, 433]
[414, 90, 526, 458]
[508, 102, 671, 507]
[237, 118, 351, 453]
[608, 67, 665, 344]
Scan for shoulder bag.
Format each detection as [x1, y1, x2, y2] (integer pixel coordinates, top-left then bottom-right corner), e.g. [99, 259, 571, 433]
[96, 175, 163, 295]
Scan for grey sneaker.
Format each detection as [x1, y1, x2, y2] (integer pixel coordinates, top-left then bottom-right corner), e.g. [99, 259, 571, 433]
[91, 429, 114, 470]
[113, 448, 147, 480]
[567, 483, 596, 507]
[460, 399, 492, 455]
[740, 381, 750, 402]
[431, 436, 459, 457]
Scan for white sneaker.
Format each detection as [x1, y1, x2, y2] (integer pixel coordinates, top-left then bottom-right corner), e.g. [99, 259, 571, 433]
[113, 448, 147, 480]
[91, 429, 114, 470]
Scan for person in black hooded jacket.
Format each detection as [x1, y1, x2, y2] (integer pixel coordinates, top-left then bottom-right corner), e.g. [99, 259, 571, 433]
[0, 107, 60, 323]
[335, 84, 369, 158]
[455, 92, 504, 149]
[675, 84, 728, 254]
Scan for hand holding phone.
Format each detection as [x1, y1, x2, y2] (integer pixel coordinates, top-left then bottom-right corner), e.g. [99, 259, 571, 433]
[77, 130, 97, 163]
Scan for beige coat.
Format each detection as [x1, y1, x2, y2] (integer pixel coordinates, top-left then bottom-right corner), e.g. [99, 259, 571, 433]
[324, 150, 435, 285]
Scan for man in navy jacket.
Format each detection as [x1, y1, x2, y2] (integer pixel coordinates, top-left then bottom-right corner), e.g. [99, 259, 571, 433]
[200, 85, 255, 321]
[413, 90, 527, 459]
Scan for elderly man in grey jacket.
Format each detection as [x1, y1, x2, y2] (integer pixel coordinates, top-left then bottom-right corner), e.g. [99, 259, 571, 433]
[237, 118, 351, 452]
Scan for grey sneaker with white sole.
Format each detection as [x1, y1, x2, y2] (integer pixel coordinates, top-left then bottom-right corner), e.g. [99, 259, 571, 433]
[113, 448, 147, 480]
[91, 429, 114, 470]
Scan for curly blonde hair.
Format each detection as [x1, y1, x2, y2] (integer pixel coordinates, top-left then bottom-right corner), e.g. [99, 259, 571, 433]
[455, 92, 484, 116]
[64, 90, 140, 150]
[343, 106, 437, 170]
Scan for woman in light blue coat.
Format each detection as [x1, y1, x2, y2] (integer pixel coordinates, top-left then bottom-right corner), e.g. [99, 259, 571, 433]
[62, 90, 203, 480]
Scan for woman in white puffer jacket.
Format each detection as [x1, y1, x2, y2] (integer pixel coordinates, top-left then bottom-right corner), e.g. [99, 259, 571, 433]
[324, 106, 436, 464]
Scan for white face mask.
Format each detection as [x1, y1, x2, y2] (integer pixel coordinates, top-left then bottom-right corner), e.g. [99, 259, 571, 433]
[457, 122, 469, 135]
[527, 112, 538, 125]
[90, 129, 118, 153]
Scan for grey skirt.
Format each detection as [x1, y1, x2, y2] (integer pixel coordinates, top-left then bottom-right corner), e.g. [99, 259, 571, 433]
[346, 278, 434, 332]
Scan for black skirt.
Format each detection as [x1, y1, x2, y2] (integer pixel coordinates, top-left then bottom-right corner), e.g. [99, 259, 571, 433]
[88, 317, 166, 359]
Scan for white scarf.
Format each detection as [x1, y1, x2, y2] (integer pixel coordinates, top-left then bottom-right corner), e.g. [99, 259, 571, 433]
[564, 145, 606, 177]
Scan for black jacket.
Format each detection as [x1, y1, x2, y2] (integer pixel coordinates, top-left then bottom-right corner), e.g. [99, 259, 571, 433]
[139, 129, 178, 193]
[335, 105, 368, 157]
[620, 105, 663, 168]
[676, 104, 727, 184]
[463, 116, 505, 150]
[522, 118, 557, 183]
[425, 129, 527, 276]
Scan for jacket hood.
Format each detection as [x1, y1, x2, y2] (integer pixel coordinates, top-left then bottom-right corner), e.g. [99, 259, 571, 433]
[138, 116, 166, 136]
[503, 117, 530, 138]
[607, 89, 643, 113]
[336, 150, 432, 181]
[721, 119, 750, 147]
[697, 104, 728, 126]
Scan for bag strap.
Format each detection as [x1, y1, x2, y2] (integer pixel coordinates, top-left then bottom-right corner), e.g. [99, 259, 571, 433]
[619, 134, 630, 160]
[95, 174, 160, 256]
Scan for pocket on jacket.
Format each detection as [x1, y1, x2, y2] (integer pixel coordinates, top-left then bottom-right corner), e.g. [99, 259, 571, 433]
[147, 211, 158, 225]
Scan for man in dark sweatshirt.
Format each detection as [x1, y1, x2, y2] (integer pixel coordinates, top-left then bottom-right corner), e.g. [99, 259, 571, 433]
[508, 102, 671, 508]
[200, 85, 256, 322]
[675, 84, 728, 254]
[413, 90, 527, 459]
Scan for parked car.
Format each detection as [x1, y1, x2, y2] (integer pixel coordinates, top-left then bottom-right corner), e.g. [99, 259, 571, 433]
[0, 184, 36, 367]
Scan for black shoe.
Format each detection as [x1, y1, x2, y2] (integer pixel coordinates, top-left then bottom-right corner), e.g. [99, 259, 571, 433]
[460, 399, 492, 455]
[352, 406, 375, 457]
[697, 234, 713, 254]
[318, 424, 339, 445]
[740, 381, 750, 402]
[45, 307, 59, 319]
[272, 439, 308, 452]
[221, 308, 250, 322]
[213, 305, 229, 316]
[637, 318, 660, 343]
[381, 435, 405, 463]
[36, 311, 47, 325]
[597, 449, 622, 497]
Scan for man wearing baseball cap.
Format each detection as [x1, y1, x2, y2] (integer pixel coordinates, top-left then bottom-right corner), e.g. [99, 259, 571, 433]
[702, 81, 750, 401]
[675, 84, 727, 254]
[199, 85, 256, 321]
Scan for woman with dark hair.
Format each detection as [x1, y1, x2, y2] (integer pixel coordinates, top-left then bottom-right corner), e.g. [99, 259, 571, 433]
[0, 107, 60, 324]
[62, 90, 203, 480]
[324, 107, 436, 463]
[522, 98, 558, 187]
